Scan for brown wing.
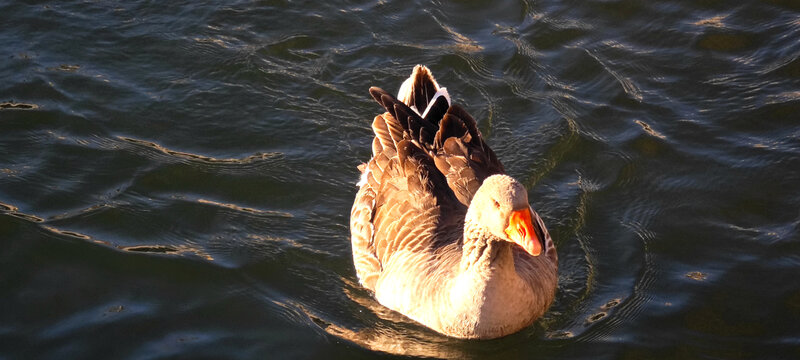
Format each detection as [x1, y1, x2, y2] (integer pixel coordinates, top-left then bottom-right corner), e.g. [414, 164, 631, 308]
[351, 114, 464, 290]
[432, 104, 504, 205]
[371, 140, 464, 267]
[369, 85, 505, 206]
[351, 66, 504, 290]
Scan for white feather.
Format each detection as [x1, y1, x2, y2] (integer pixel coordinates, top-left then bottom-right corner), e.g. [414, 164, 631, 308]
[356, 165, 370, 187]
[421, 87, 450, 119]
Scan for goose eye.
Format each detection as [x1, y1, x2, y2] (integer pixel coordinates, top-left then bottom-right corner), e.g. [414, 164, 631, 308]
[493, 200, 500, 209]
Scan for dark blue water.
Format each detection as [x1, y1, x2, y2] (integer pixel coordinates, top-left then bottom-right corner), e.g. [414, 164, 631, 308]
[1, 0, 799, 358]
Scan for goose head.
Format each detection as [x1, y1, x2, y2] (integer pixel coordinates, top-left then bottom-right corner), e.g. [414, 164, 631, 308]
[466, 174, 544, 256]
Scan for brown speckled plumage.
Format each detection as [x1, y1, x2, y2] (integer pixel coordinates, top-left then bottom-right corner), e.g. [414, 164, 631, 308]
[350, 65, 557, 339]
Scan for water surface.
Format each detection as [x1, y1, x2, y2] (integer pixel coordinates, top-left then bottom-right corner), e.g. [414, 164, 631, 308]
[1, 0, 799, 358]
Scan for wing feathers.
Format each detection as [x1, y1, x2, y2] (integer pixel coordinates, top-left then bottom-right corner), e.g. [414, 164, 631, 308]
[371, 115, 393, 153]
[352, 66, 505, 290]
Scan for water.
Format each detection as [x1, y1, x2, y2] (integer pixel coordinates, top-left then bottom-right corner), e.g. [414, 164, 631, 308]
[1, 0, 799, 358]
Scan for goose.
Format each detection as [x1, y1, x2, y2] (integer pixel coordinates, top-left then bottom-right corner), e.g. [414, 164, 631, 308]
[350, 65, 557, 340]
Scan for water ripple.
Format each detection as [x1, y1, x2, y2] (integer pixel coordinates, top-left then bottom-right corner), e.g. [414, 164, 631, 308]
[2, 0, 800, 358]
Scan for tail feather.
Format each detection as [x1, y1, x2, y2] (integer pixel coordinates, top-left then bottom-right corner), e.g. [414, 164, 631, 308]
[368, 67, 488, 157]
[422, 94, 450, 124]
[370, 86, 441, 152]
[397, 65, 442, 114]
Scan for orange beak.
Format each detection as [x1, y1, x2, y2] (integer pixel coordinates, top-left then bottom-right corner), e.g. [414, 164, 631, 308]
[504, 208, 542, 256]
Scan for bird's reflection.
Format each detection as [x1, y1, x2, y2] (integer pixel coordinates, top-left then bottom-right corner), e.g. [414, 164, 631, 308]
[304, 278, 485, 359]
